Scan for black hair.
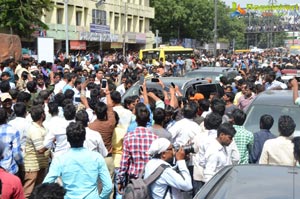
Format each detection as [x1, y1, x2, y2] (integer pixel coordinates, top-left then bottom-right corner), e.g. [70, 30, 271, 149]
[95, 102, 108, 120]
[260, 114, 274, 130]
[26, 81, 37, 93]
[9, 89, 19, 100]
[124, 95, 136, 109]
[38, 90, 50, 101]
[224, 92, 235, 103]
[204, 112, 223, 130]
[48, 102, 59, 116]
[183, 102, 198, 119]
[232, 109, 247, 125]
[111, 90, 121, 104]
[17, 91, 31, 103]
[153, 108, 165, 126]
[113, 111, 119, 127]
[135, 103, 150, 127]
[54, 93, 65, 107]
[87, 82, 97, 90]
[30, 105, 45, 122]
[74, 78, 82, 87]
[29, 183, 66, 199]
[13, 102, 26, 117]
[217, 123, 236, 137]
[63, 104, 76, 120]
[67, 122, 86, 148]
[1, 71, 10, 78]
[292, 137, 300, 164]
[198, 99, 210, 112]
[75, 110, 89, 127]
[64, 89, 75, 100]
[0, 108, 7, 125]
[278, 115, 296, 137]
[32, 97, 44, 106]
[211, 98, 226, 116]
[0, 80, 11, 93]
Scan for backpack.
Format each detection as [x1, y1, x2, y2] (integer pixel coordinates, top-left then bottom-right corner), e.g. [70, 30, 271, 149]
[122, 164, 169, 199]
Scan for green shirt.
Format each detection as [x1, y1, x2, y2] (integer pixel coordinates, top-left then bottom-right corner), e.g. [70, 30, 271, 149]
[233, 125, 254, 164]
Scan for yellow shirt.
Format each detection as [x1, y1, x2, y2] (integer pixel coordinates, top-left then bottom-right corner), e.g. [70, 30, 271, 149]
[24, 122, 49, 172]
[112, 126, 126, 168]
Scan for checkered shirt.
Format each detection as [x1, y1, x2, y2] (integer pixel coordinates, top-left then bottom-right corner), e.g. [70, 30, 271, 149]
[117, 127, 158, 184]
[233, 125, 254, 164]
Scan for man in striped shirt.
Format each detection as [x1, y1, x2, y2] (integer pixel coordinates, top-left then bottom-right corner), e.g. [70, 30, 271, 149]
[23, 105, 50, 198]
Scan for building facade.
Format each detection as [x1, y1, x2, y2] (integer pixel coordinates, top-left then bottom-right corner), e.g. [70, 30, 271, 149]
[42, 0, 154, 51]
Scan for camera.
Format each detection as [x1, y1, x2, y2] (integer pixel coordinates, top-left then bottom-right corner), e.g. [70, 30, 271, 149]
[173, 143, 195, 154]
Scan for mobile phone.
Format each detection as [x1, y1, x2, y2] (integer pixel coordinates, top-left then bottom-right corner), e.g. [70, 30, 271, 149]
[151, 78, 159, 82]
[75, 97, 81, 103]
[164, 86, 170, 92]
[296, 76, 300, 82]
[139, 85, 143, 92]
[101, 79, 107, 89]
[171, 82, 175, 88]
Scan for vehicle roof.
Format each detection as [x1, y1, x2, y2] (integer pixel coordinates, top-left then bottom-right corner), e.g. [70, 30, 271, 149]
[250, 90, 299, 106]
[195, 164, 300, 199]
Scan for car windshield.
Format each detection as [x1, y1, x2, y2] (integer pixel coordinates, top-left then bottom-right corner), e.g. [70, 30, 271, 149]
[244, 104, 300, 136]
[184, 71, 222, 82]
[203, 166, 300, 199]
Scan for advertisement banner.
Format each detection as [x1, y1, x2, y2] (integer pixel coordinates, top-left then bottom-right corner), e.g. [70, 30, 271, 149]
[90, 24, 110, 33]
[70, 40, 87, 50]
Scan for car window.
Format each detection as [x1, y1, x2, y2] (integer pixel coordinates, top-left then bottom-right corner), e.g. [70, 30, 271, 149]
[244, 104, 300, 136]
[205, 166, 300, 199]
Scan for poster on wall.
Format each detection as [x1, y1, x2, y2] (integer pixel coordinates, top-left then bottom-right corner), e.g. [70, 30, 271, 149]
[37, 37, 54, 63]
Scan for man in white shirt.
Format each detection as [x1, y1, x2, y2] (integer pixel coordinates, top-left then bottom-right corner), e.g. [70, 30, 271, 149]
[169, 102, 201, 146]
[8, 102, 30, 153]
[43, 103, 76, 158]
[259, 115, 296, 166]
[202, 123, 237, 182]
[116, 78, 133, 97]
[264, 71, 287, 90]
[144, 138, 193, 199]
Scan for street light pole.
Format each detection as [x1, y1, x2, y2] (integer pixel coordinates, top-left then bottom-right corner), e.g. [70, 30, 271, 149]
[123, 1, 127, 59]
[64, 0, 69, 57]
[213, 0, 218, 66]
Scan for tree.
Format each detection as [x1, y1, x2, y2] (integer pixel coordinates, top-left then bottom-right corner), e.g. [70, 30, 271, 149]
[151, 0, 246, 46]
[0, 0, 53, 38]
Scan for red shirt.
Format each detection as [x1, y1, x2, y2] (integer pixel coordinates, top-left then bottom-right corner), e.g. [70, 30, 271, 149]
[0, 168, 25, 199]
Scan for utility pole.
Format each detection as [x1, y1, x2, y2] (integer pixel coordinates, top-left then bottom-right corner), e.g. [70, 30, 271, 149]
[64, 0, 69, 57]
[123, 1, 127, 59]
[213, 0, 217, 66]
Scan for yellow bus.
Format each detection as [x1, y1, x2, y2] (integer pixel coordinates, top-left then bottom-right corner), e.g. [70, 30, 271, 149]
[290, 45, 300, 56]
[139, 46, 194, 64]
[234, 49, 251, 54]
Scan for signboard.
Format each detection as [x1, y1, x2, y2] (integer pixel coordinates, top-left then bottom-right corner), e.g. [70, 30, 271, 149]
[80, 32, 118, 42]
[111, 42, 122, 48]
[90, 24, 110, 33]
[70, 40, 86, 50]
[37, 37, 54, 63]
[136, 33, 146, 44]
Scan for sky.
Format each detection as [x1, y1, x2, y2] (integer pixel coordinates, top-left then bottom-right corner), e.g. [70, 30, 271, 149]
[223, 0, 299, 7]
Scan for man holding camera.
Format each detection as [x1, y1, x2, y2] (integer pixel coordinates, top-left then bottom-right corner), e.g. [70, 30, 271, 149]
[144, 138, 193, 199]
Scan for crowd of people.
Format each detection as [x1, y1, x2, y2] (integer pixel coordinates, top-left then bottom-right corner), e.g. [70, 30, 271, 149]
[0, 48, 299, 199]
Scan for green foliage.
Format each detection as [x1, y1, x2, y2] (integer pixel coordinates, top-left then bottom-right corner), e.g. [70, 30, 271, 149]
[0, 0, 53, 38]
[151, 0, 246, 46]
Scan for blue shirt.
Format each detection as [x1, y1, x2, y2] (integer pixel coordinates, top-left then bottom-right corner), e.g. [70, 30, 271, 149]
[43, 147, 112, 199]
[249, 129, 275, 164]
[62, 84, 73, 94]
[0, 124, 23, 174]
[4, 67, 15, 83]
[127, 104, 153, 133]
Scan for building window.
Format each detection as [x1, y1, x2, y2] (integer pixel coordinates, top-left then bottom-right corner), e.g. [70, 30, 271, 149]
[127, 18, 132, 32]
[139, 19, 143, 32]
[76, 11, 82, 26]
[92, 9, 106, 25]
[57, 8, 64, 24]
[115, 16, 119, 31]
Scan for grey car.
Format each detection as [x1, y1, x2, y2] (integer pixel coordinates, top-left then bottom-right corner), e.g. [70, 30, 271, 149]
[184, 67, 239, 83]
[121, 77, 224, 104]
[243, 90, 300, 136]
[194, 165, 300, 199]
